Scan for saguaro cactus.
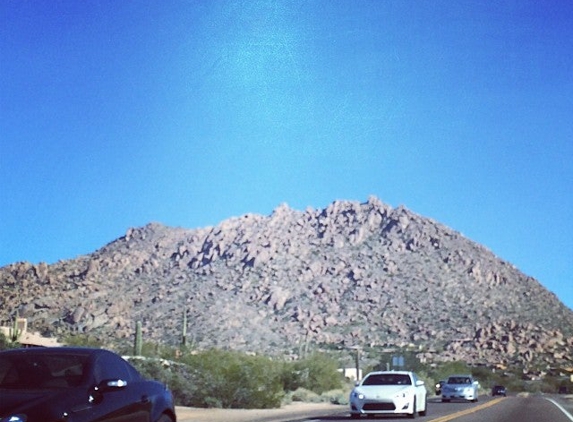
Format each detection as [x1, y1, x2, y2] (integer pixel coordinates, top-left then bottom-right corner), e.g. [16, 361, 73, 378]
[9, 312, 22, 343]
[134, 320, 142, 356]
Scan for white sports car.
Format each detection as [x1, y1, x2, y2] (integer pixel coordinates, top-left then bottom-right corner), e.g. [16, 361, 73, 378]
[350, 371, 427, 419]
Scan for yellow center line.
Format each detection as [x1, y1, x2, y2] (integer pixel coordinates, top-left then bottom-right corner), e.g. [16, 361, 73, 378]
[427, 397, 506, 422]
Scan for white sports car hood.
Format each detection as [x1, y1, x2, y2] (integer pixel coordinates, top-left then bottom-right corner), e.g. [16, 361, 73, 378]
[354, 385, 411, 397]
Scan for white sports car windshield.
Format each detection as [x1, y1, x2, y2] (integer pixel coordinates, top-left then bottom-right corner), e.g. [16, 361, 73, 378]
[362, 374, 411, 386]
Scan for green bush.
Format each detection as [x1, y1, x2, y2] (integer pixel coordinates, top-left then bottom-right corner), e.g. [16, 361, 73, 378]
[0, 332, 18, 350]
[128, 357, 198, 406]
[431, 361, 472, 381]
[322, 388, 350, 405]
[62, 333, 103, 348]
[182, 349, 285, 409]
[128, 348, 344, 409]
[281, 353, 343, 394]
[287, 387, 321, 403]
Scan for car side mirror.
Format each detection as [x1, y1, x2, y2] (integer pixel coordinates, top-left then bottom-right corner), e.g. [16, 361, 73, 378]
[416, 380, 424, 387]
[97, 379, 128, 393]
[89, 379, 128, 405]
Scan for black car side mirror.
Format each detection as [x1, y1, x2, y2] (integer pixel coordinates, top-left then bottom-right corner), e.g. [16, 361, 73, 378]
[89, 379, 128, 404]
[97, 379, 128, 392]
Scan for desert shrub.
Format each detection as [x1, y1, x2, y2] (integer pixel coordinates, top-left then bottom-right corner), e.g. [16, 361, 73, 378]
[281, 353, 343, 394]
[285, 387, 350, 405]
[62, 333, 103, 348]
[127, 348, 344, 409]
[183, 349, 285, 409]
[322, 388, 350, 405]
[496, 377, 530, 394]
[431, 361, 472, 381]
[287, 387, 321, 402]
[0, 332, 18, 350]
[528, 376, 572, 394]
[128, 357, 198, 406]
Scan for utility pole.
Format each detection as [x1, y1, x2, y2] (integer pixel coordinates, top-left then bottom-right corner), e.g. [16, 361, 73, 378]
[351, 346, 361, 381]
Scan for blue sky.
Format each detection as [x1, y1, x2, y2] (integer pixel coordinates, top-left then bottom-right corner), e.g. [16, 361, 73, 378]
[1, 1, 571, 310]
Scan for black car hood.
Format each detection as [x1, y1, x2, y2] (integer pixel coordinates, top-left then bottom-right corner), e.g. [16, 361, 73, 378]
[0, 388, 70, 418]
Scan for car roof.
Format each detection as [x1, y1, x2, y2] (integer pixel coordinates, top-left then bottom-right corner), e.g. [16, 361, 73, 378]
[365, 371, 414, 376]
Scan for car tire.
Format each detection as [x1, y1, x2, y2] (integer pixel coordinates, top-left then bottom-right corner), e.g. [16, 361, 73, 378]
[350, 413, 360, 419]
[156, 415, 174, 422]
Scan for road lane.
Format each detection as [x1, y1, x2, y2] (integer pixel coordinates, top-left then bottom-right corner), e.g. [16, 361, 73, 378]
[278, 397, 502, 421]
[546, 396, 573, 422]
[174, 394, 573, 422]
[426, 397, 506, 422]
[280, 395, 573, 422]
[437, 396, 573, 422]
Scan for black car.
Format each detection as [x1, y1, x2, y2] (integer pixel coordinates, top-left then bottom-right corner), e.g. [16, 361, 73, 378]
[491, 385, 507, 396]
[0, 347, 176, 422]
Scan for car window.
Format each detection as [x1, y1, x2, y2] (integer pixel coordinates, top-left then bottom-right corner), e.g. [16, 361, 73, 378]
[0, 353, 87, 389]
[93, 352, 131, 383]
[363, 374, 411, 385]
[448, 377, 471, 384]
[125, 360, 143, 381]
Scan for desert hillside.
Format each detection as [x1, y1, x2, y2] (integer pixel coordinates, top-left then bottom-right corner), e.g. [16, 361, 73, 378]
[1, 196, 572, 370]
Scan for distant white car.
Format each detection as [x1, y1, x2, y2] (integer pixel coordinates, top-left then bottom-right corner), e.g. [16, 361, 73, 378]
[349, 371, 427, 419]
[441, 374, 479, 402]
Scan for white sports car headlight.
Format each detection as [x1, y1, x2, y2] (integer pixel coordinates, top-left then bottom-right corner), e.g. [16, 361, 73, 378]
[352, 391, 365, 400]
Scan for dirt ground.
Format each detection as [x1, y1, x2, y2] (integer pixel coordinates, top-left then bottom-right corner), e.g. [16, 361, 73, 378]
[175, 402, 347, 422]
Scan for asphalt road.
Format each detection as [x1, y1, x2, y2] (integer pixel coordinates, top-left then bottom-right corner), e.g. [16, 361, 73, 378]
[275, 395, 573, 422]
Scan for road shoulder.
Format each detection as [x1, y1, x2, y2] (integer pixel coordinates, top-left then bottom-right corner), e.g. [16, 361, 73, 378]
[176, 402, 347, 422]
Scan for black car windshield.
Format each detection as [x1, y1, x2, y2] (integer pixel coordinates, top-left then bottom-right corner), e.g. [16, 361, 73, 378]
[362, 374, 411, 386]
[0, 353, 88, 389]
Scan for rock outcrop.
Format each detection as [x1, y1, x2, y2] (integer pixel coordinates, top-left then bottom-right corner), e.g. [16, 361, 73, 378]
[1, 197, 571, 370]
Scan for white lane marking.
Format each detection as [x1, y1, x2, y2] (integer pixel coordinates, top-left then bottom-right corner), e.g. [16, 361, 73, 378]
[545, 398, 573, 422]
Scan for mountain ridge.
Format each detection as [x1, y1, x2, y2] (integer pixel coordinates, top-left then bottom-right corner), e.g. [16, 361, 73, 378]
[1, 196, 571, 371]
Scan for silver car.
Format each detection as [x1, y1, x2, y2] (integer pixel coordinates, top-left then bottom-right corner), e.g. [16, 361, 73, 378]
[441, 374, 479, 402]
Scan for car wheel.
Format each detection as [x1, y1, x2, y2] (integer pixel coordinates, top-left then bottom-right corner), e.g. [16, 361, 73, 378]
[156, 414, 174, 422]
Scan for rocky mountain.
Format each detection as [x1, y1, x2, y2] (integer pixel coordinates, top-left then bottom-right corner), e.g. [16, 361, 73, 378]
[1, 196, 572, 371]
